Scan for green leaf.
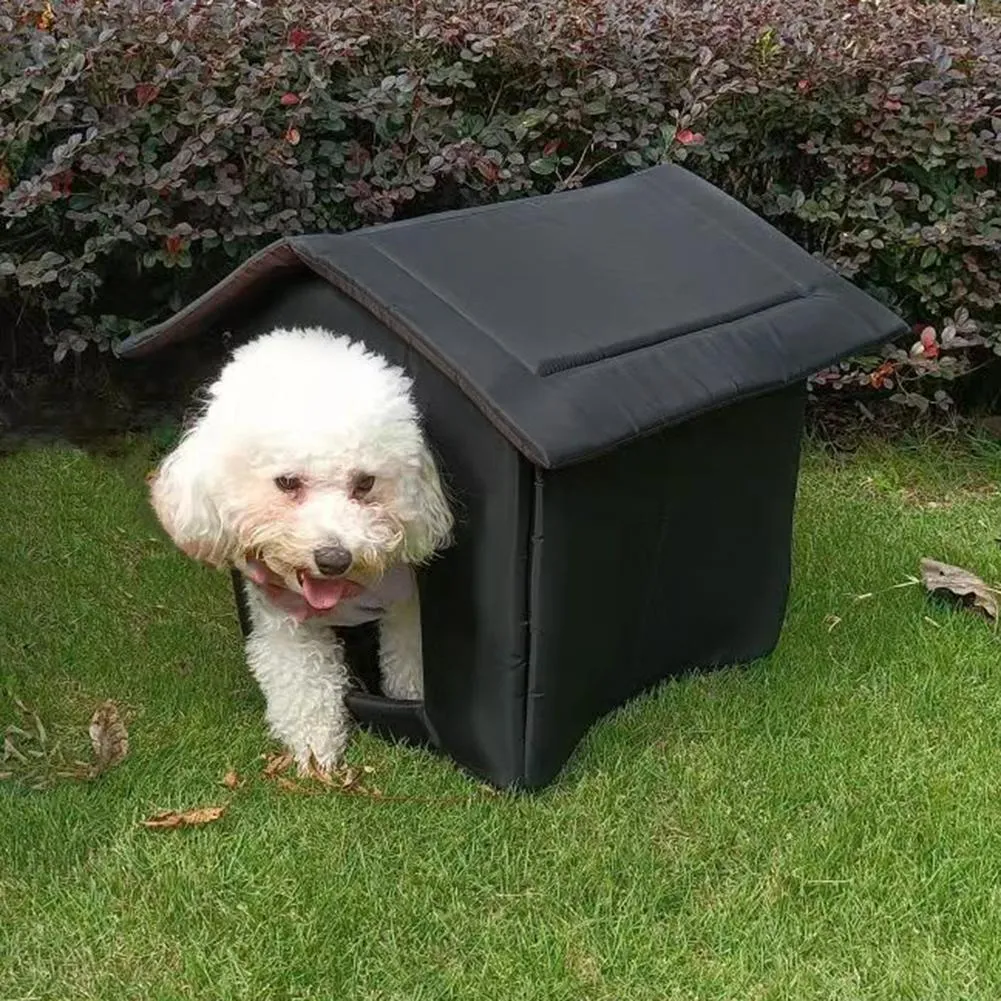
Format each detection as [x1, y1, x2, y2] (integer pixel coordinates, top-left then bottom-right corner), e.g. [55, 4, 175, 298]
[623, 150, 643, 168]
[920, 246, 939, 269]
[529, 158, 556, 176]
[520, 110, 548, 130]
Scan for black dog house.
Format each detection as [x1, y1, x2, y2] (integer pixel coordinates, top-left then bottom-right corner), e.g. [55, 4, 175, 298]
[117, 165, 905, 790]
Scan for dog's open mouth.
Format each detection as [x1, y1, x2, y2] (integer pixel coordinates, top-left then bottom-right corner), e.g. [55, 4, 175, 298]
[245, 558, 365, 613]
[296, 571, 364, 610]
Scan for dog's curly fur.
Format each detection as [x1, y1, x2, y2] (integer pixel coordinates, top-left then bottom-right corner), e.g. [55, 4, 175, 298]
[149, 326, 453, 770]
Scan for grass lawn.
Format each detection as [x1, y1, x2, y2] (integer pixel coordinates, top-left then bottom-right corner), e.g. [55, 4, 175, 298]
[4, 432, 1001, 1000]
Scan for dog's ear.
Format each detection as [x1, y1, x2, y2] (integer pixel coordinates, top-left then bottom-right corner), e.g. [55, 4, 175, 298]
[149, 421, 233, 568]
[401, 443, 454, 564]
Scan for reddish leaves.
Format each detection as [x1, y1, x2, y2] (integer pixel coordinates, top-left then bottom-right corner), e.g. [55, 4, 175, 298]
[920, 327, 939, 360]
[476, 159, 499, 182]
[49, 170, 73, 196]
[910, 326, 939, 360]
[675, 129, 704, 146]
[869, 361, 895, 389]
[288, 27, 310, 51]
[135, 83, 160, 107]
[4, 0, 1000, 406]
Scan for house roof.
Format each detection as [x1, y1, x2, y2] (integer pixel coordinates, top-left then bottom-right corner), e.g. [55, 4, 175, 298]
[116, 165, 906, 469]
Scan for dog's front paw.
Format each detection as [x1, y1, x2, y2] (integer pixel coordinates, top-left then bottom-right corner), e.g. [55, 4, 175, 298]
[285, 724, 349, 776]
[296, 752, 336, 779]
[381, 672, 423, 701]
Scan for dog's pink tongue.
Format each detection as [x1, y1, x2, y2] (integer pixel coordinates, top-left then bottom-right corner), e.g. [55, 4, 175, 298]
[300, 575, 352, 610]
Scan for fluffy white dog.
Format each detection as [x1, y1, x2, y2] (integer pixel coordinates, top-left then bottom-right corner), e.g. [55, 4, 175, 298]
[148, 326, 453, 772]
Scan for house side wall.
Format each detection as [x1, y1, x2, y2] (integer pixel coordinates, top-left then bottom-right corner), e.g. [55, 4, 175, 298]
[522, 383, 807, 789]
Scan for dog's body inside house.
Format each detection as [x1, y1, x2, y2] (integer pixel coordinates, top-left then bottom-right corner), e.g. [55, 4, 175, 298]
[148, 326, 454, 772]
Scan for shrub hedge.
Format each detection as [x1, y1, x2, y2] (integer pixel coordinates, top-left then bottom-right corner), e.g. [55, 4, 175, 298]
[1, 0, 999, 409]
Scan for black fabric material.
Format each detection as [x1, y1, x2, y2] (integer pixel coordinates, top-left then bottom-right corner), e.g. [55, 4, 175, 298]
[524, 384, 805, 787]
[117, 164, 906, 469]
[231, 568, 254, 641]
[118, 166, 905, 789]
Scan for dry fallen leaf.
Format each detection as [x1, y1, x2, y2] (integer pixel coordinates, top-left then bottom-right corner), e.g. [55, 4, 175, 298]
[261, 751, 384, 797]
[305, 757, 384, 797]
[262, 751, 294, 779]
[89, 700, 129, 775]
[920, 558, 999, 622]
[141, 805, 227, 830]
[304, 759, 339, 787]
[221, 770, 243, 790]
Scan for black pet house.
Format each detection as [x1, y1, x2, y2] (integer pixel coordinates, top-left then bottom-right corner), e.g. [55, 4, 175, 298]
[117, 165, 905, 790]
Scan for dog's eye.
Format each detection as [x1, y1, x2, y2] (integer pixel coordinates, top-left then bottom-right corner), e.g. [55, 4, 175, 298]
[351, 473, 376, 499]
[274, 474, 303, 494]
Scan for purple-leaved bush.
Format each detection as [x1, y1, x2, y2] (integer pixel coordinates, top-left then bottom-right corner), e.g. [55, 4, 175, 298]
[1, 0, 999, 408]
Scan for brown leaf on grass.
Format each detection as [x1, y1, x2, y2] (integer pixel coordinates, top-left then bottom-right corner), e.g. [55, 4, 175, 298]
[920, 558, 999, 622]
[89, 700, 129, 775]
[303, 760, 338, 787]
[140, 805, 227, 830]
[303, 757, 353, 788]
[221, 770, 243, 790]
[262, 751, 294, 779]
[304, 757, 384, 797]
[263, 751, 325, 794]
[262, 751, 384, 797]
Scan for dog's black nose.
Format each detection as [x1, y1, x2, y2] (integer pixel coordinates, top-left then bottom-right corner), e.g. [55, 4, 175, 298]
[313, 544, 352, 577]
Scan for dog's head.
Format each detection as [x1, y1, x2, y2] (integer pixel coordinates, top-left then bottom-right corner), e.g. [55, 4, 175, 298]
[149, 327, 453, 596]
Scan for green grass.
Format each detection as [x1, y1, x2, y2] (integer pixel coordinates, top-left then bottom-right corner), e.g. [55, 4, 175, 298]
[4, 433, 1001, 1000]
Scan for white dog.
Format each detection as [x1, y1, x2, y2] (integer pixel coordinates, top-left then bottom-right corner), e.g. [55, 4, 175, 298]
[148, 327, 453, 771]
